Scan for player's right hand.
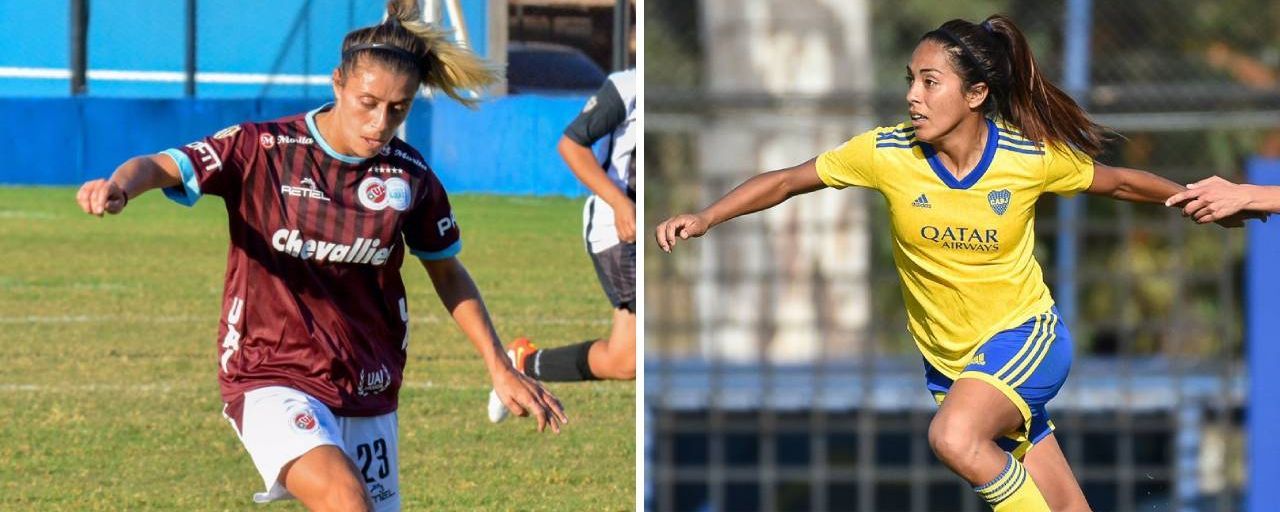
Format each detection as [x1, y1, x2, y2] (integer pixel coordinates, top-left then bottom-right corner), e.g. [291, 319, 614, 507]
[612, 199, 637, 243]
[655, 213, 710, 253]
[491, 367, 568, 434]
[76, 179, 127, 217]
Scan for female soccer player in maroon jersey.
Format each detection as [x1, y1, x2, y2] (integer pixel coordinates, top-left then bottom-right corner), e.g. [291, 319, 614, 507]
[74, 2, 565, 510]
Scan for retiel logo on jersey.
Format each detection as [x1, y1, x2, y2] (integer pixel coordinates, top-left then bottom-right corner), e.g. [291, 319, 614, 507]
[214, 125, 241, 140]
[293, 411, 318, 432]
[260, 133, 275, 149]
[280, 176, 331, 202]
[988, 189, 1011, 215]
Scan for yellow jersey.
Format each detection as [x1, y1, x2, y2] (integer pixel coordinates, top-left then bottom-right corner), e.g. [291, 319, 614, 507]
[815, 119, 1094, 378]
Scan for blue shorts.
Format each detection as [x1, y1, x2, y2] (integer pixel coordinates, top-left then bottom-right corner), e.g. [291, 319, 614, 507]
[924, 307, 1073, 458]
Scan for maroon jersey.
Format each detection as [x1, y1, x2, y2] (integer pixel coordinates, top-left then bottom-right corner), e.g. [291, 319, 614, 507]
[162, 104, 459, 417]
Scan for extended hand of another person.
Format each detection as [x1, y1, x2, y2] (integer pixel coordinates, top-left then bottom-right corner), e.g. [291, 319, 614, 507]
[1165, 175, 1266, 225]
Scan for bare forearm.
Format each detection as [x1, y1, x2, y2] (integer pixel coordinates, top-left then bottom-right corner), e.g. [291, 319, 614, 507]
[700, 164, 821, 228]
[559, 136, 631, 208]
[1243, 184, 1280, 213]
[1105, 166, 1185, 204]
[425, 260, 510, 374]
[110, 155, 181, 198]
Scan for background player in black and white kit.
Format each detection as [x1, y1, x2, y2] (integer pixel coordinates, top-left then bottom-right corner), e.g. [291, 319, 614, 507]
[489, 69, 636, 421]
[74, 2, 566, 511]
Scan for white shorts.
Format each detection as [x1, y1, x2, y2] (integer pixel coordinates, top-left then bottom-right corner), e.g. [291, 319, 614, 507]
[224, 386, 400, 511]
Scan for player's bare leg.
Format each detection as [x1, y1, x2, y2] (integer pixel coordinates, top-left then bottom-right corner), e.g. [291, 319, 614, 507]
[1023, 433, 1092, 511]
[586, 308, 636, 380]
[281, 445, 373, 512]
[930, 378, 1051, 511]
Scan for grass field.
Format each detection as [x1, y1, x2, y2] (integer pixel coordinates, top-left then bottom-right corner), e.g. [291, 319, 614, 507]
[0, 187, 635, 511]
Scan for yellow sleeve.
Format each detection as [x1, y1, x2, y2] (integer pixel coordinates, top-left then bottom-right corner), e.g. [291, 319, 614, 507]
[1042, 142, 1095, 196]
[815, 129, 879, 190]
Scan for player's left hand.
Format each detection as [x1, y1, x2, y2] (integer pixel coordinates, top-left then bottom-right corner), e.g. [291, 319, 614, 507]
[491, 368, 568, 433]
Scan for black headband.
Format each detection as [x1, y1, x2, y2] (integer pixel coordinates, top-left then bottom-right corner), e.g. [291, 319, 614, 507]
[343, 42, 420, 68]
[930, 28, 990, 85]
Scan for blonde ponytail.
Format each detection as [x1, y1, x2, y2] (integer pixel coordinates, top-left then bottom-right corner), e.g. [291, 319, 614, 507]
[339, 0, 502, 108]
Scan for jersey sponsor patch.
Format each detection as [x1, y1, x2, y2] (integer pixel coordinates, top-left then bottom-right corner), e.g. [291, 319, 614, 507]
[270, 228, 393, 266]
[214, 125, 241, 139]
[186, 141, 223, 173]
[384, 177, 411, 211]
[280, 176, 331, 202]
[260, 133, 275, 149]
[357, 364, 392, 396]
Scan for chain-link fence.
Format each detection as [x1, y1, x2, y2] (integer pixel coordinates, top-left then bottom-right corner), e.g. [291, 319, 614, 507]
[645, 1, 1280, 511]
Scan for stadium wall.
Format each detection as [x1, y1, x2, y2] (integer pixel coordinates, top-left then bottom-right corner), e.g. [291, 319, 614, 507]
[0, 96, 591, 196]
[0, 1, 586, 195]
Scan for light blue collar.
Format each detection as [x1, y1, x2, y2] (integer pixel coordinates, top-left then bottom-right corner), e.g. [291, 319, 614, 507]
[306, 103, 368, 164]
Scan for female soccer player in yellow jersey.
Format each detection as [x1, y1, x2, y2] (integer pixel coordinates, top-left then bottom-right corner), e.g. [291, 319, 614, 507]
[657, 14, 1253, 512]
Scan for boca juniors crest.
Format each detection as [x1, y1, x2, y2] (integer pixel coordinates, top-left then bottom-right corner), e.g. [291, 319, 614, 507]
[988, 189, 1011, 216]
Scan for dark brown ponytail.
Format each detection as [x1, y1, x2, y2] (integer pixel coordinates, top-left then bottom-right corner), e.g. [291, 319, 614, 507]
[338, 0, 501, 107]
[922, 14, 1110, 157]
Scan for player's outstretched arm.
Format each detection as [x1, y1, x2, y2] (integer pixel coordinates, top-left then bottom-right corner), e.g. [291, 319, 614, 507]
[559, 135, 635, 243]
[420, 257, 568, 433]
[654, 158, 826, 253]
[75, 154, 181, 217]
[1085, 163, 1187, 205]
[1165, 175, 1280, 223]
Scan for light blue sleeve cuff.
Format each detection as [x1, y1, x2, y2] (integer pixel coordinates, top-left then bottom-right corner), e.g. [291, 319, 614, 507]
[159, 148, 202, 207]
[411, 240, 462, 261]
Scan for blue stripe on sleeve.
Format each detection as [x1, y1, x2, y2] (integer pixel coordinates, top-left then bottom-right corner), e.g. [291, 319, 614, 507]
[998, 136, 1041, 148]
[876, 132, 914, 142]
[875, 142, 920, 149]
[997, 144, 1045, 155]
[411, 240, 462, 261]
[159, 148, 202, 207]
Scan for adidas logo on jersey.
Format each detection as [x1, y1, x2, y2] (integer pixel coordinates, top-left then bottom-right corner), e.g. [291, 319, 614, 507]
[912, 194, 932, 208]
[971, 353, 987, 366]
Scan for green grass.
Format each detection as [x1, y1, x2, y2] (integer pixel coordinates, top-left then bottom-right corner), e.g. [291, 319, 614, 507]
[0, 187, 635, 511]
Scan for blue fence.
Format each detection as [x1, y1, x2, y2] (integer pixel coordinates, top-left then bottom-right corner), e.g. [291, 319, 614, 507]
[0, 96, 590, 196]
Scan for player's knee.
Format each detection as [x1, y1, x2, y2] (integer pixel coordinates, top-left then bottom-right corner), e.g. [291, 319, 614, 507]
[928, 415, 981, 467]
[610, 359, 635, 380]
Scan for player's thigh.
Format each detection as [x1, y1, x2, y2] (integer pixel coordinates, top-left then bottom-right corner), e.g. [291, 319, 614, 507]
[282, 445, 371, 512]
[340, 412, 401, 511]
[932, 377, 1025, 443]
[1022, 433, 1091, 512]
[606, 308, 635, 353]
